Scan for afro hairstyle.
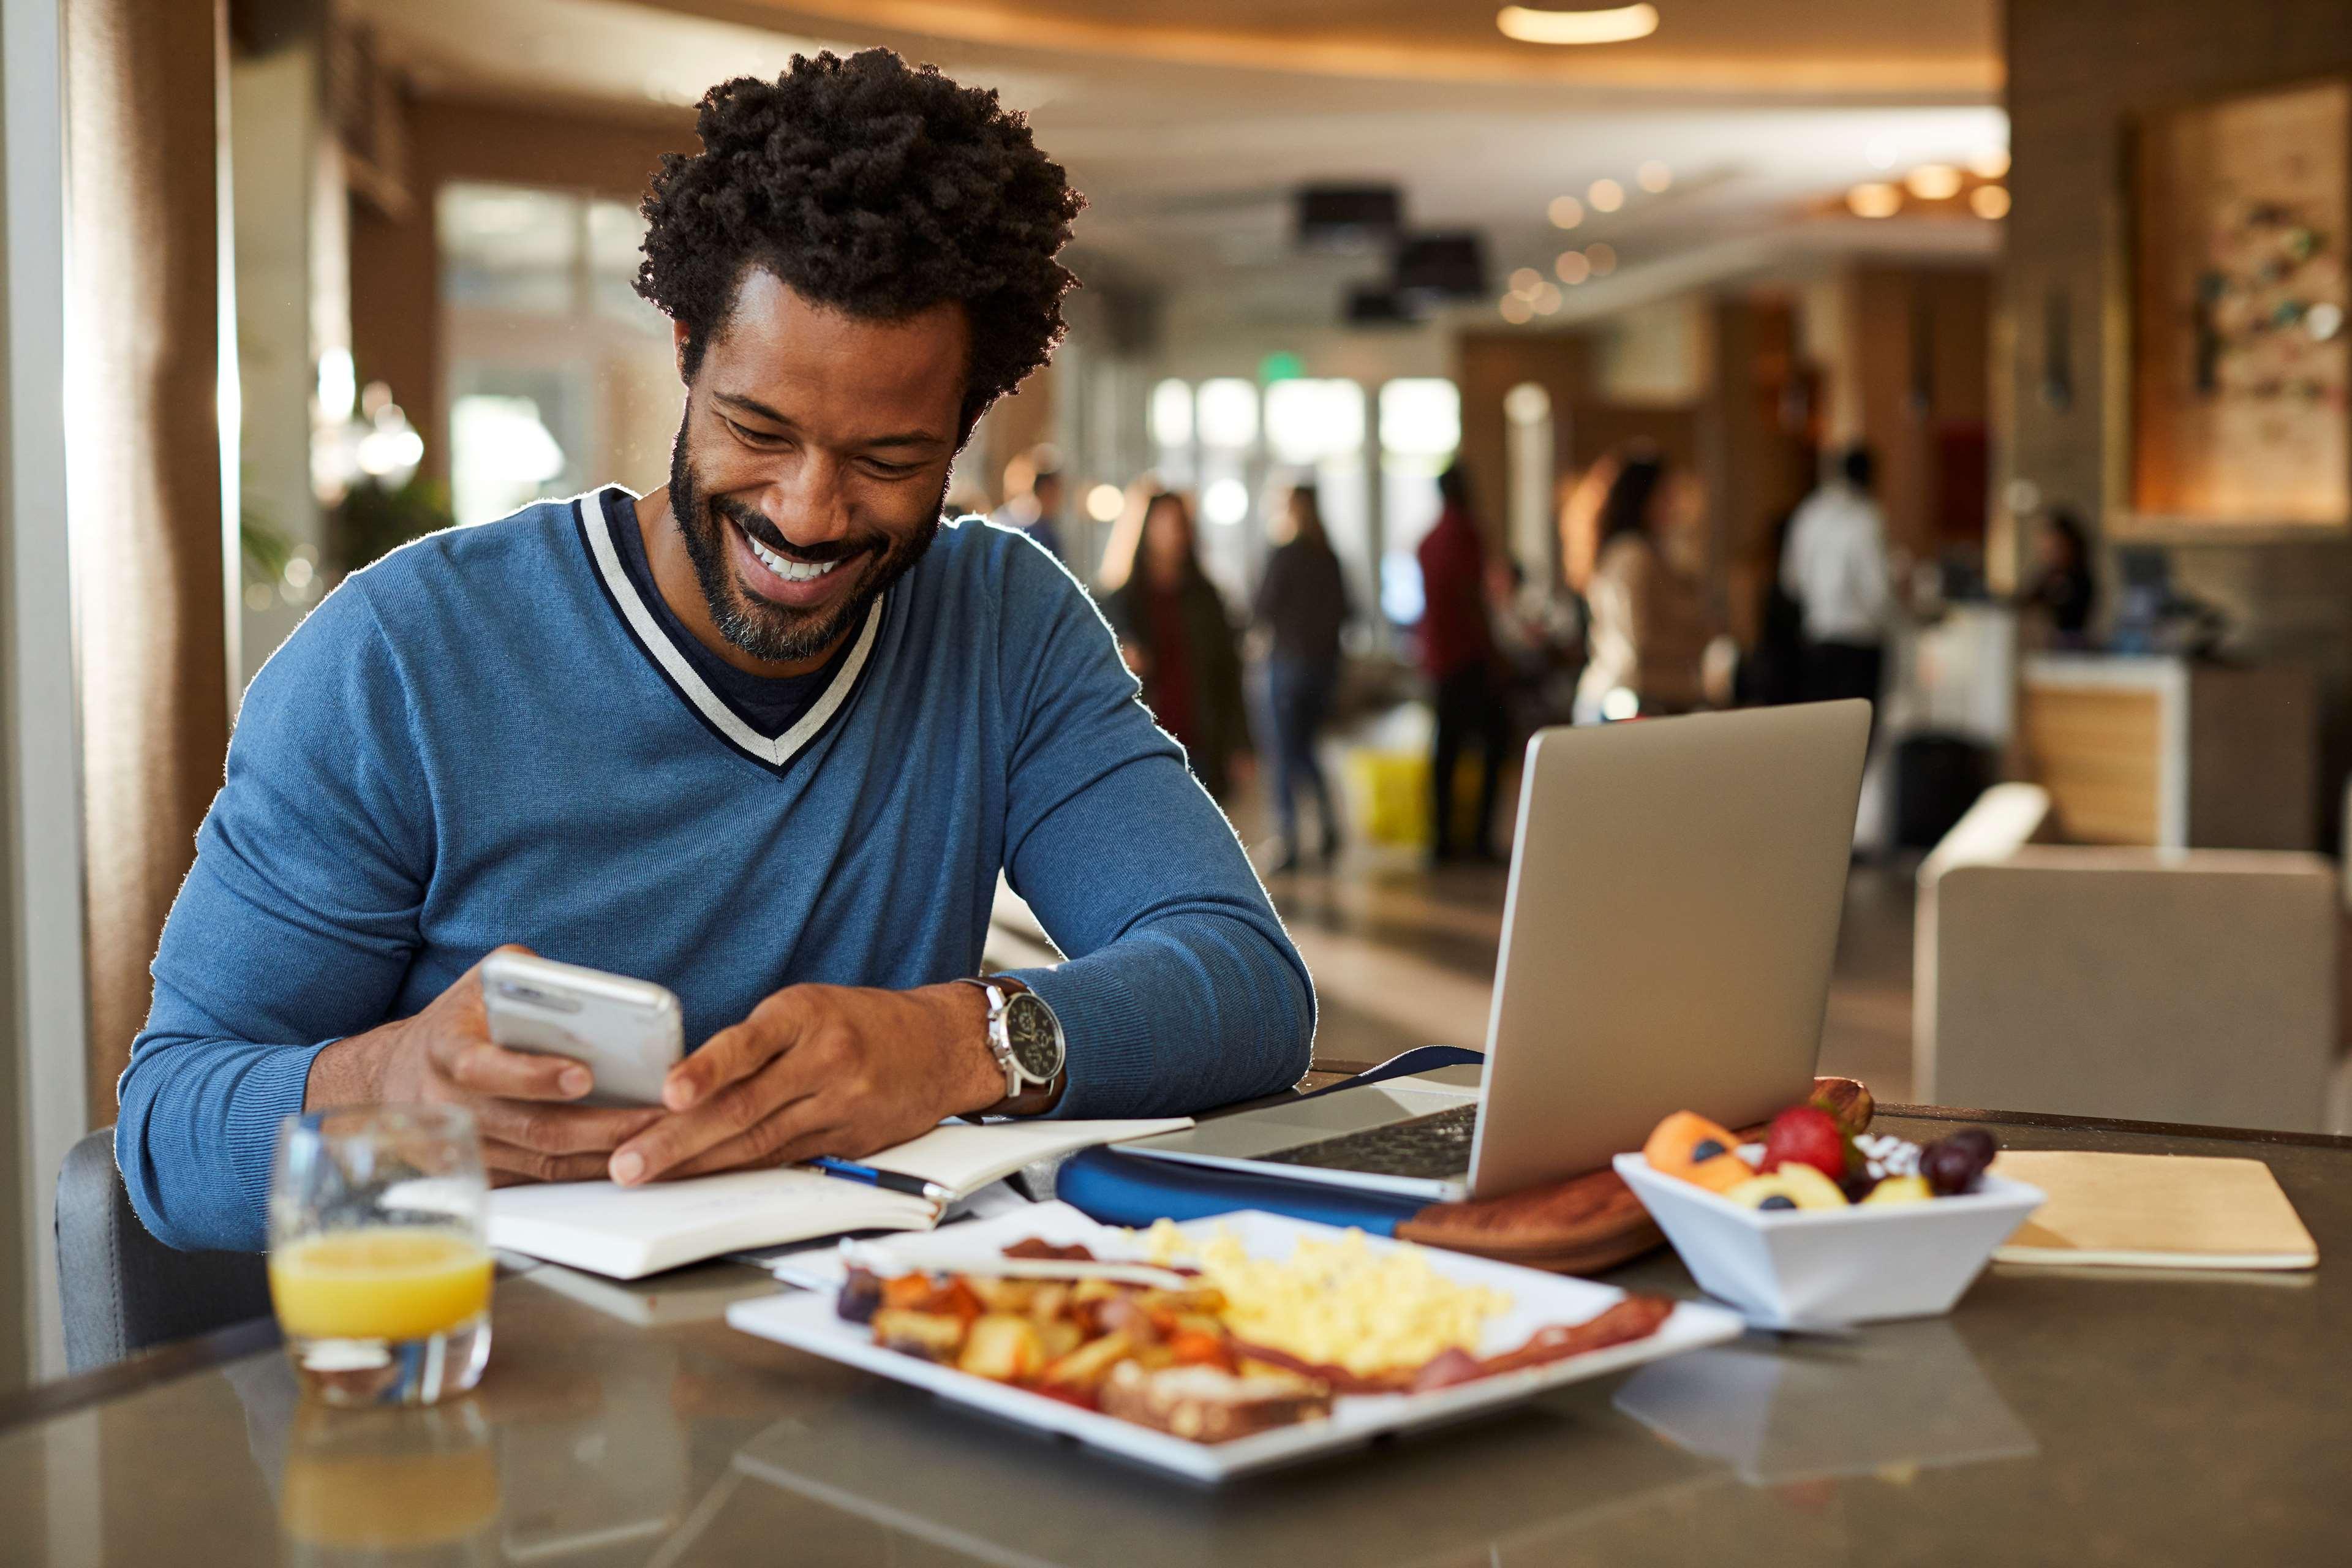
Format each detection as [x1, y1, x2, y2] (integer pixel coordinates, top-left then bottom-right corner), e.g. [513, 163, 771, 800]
[636, 49, 1084, 440]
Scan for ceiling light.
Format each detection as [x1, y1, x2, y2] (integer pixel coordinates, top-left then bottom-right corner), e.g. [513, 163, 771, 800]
[1509, 266, 1544, 296]
[1637, 160, 1672, 193]
[1495, 4, 1659, 45]
[1864, 138, 1898, 170]
[1500, 293, 1536, 323]
[1967, 147, 2011, 179]
[1531, 282, 1563, 314]
[1556, 249, 1592, 284]
[1585, 243, 1617, 276]
[1970, 184, 2011, 220]
[1906, 164, 1963, 201]
[1588, 178, 1625, 213]
[1548, 195, 1585, 229]
[1847, 183, 1902, 219]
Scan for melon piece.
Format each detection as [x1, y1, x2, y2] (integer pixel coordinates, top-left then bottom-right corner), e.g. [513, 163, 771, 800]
[1726, 1164, 1849, 1211]
[1642, 1110, 1752, 1192]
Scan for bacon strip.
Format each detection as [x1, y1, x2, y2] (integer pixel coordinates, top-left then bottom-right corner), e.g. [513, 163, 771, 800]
[1234, 1294, 1676, 1396]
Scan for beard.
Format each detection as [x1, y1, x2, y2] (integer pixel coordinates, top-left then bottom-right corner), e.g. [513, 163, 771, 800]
[668, 420, 944, 665]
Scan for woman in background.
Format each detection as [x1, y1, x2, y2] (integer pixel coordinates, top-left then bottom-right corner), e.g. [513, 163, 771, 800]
[1253, 484, 1350, 871]
[1573, 452, 1712, 723]
[2025, 507, 2097, 646]
[1103, 491, 1251, 799]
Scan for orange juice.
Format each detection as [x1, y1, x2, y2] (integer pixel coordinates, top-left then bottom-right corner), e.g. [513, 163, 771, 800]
[269, 1229, 493, 1341]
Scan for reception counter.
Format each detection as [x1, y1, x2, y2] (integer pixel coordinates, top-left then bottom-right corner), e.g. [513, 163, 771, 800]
[2017, 653, 2318, 848]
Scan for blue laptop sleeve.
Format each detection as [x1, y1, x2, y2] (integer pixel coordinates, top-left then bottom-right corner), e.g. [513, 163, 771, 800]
[1054, 1046, 1486, 1235]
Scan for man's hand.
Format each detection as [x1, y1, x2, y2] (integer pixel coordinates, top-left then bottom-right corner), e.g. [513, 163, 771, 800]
[606, 983, 1001, 1186]
[304, 946, 663, 1186]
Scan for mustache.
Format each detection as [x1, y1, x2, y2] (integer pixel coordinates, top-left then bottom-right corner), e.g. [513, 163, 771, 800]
[706, 492, 884, 565]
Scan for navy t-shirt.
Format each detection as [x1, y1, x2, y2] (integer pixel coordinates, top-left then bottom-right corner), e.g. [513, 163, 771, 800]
[601, 486, 856, 735]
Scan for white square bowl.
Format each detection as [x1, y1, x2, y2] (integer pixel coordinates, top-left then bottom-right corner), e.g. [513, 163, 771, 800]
[1612, 1153, 2044, 1329]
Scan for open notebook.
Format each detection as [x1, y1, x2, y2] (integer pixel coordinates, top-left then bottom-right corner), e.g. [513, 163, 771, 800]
[488, 1118, 1189, 1279]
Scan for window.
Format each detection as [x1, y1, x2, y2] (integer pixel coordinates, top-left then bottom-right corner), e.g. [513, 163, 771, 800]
[1377, 379, 1461, 624]
[439, 182, 676, 526]
[1193, 378, 1260, 592]
[1149, 377, 1194, 486]
[1504, 381, 1556, 591]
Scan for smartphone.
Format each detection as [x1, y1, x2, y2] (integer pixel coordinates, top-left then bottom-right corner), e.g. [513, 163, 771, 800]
[481, 952, 684, 1107]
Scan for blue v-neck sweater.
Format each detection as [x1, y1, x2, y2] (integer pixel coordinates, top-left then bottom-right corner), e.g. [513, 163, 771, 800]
[118, 491, 1313, 1251]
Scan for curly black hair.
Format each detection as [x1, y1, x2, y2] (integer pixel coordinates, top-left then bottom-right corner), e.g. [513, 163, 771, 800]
[635, 49, 1084, 440]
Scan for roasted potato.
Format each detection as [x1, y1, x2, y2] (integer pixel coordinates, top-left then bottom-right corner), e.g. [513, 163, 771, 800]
[872, 1309, 968, 1362]
[957, 1313, 1049, 1381]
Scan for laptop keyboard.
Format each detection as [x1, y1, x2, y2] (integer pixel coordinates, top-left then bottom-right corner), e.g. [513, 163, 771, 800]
[1256, 1103, 1479, 1182]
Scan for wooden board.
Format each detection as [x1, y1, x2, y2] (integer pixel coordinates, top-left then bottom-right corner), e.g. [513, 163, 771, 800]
[1990, 1150, 2316, 1269]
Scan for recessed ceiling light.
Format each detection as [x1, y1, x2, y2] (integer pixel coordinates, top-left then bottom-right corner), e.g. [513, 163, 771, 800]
[1967, 147, 2011, 179]
[1548, 195, 1585, 229]
[1906, 164, 1963, 201]
[1501, 293, 1536, 323]
[1509, 266, 1544, 296]
[1556, 250, 1592, 284]
[1585, 242, 1618, 276]
[1969, 184, 2011, 219]
[1531, 282, 1564, 315]
[1588, 178, 1625, 213]
[1496, 4, 1659, 45]
[1637, 160, 1673, 193]
[1848, 183, 1902, 219]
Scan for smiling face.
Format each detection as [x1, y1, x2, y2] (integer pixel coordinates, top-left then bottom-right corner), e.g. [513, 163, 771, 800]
[658, 268, 970, 674]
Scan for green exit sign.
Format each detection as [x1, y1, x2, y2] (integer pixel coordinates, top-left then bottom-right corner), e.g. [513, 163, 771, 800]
[1258, 351, 1304, 384]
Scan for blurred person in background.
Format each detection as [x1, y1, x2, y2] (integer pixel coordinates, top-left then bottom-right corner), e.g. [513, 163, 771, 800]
[1253, 483, 1349, 872]
[990, 447, 1068, 566]
[1574, 452, 1711, 722]
[1418, 464, 1506, 863]
[1781, 445, 1892, 716]
[2023, 506, 2097, 647]
[1104, 491, 1251, 800]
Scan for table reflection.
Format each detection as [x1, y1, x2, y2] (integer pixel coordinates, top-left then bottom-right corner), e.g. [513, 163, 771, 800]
[1611, 1321, 2038, 1486]
[278, 1401, 501, 1566]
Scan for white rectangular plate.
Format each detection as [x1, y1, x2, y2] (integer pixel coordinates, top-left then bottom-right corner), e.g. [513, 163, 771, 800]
[724, 1208, 1744, 1483]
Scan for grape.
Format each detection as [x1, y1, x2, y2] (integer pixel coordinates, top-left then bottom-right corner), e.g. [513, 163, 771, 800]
[1920, 1128, 1997, 1196]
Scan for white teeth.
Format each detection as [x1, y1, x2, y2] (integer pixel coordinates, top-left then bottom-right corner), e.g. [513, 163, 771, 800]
[746, 532, 842, 584]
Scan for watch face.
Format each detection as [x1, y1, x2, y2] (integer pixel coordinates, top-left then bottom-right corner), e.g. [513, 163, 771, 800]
[1001, 993, 1063, 1080]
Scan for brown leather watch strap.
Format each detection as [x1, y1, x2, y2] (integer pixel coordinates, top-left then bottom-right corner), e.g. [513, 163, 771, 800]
[965, 974, 1066, 1117]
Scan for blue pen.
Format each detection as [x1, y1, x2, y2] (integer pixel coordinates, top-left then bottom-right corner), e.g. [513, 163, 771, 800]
[807, 1155, 954, 1205]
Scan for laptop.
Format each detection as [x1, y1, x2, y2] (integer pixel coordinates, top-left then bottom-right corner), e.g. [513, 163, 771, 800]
[1121, 701, 1872, 1203]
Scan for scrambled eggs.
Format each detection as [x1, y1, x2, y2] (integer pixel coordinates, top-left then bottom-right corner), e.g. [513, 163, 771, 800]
[1140, 1221, 1511, 1378]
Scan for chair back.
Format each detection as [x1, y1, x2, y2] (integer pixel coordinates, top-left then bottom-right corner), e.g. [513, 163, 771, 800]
[55, 1127, 271, 1374]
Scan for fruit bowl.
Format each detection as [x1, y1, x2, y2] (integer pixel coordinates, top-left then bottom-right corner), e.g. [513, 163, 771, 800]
[1613, 1152, 2044, 1329]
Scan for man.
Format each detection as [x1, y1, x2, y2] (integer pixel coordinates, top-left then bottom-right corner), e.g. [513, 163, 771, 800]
[119, 51, 1313, 1252]
[1415, 466, 1507, 863]
[1781, 445, 1893, 718]
[990, 451, 1068, 566]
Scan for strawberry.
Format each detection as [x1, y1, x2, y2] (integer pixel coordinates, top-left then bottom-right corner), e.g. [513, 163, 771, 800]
[1761, 1104, 1850, 1184]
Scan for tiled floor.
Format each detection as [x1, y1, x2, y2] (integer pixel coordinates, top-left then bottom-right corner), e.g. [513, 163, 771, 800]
[1254, 829, 1921, 1104]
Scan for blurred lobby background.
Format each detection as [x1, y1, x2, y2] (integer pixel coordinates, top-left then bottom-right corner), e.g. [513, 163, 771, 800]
[3, 0, 2350, 1387]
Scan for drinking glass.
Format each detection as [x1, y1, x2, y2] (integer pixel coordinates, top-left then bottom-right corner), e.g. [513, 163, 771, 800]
[269, 1104, 494, 1406]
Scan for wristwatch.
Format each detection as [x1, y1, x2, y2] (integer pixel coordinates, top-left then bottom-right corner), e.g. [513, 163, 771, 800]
[952, 974, 1066, 1115]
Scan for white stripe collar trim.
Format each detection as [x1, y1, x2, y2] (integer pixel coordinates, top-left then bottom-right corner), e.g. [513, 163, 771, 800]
[579, 491, 883, 769]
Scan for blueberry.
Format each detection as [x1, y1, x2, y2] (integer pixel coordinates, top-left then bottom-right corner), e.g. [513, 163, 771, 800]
[1760, 1196, 1796, 1210]
[1691, 1139, 1727, 1161]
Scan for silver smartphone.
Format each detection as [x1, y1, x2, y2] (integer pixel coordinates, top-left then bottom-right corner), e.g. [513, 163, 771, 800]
[481, 952, 684, 1107]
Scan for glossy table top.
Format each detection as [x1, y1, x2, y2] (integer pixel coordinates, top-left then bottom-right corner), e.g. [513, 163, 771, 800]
[6, 1109, 2346, 1566]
